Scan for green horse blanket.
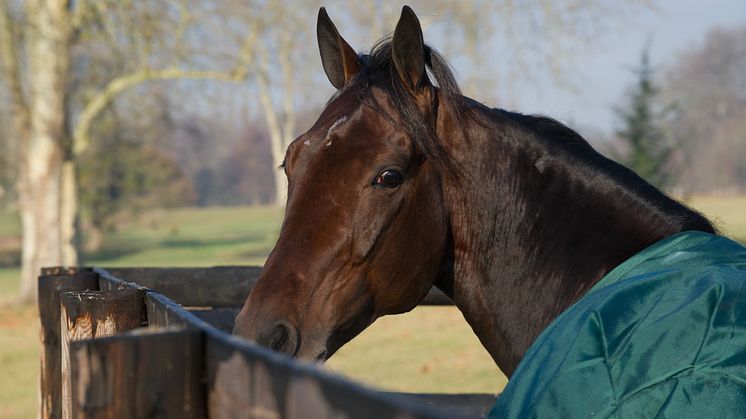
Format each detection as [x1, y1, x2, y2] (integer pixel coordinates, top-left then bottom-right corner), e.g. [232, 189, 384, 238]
[488, 231, 746, 418]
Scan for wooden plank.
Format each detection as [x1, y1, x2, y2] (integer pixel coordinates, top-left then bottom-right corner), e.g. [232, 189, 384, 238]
[94, 268, 141, 292]
[138, 282, 488, 418]
[188, 302, 469, 335]
[40, 267, 92, 276]
[40, 267, 483, 418]
[186, 309, 494, 416]
[38, 268, 99, 419]
[145, 291, 210, 330]
[95, 266, 455, 307]
[388, 393, 498, 418]
[143, 292, 443, 418]
[96, 266, 261, 307]
[206, 333, 446, 419]
[189, 307, 240, 333]
[60, 289, 145, 419]
[69, 328, 205, 419]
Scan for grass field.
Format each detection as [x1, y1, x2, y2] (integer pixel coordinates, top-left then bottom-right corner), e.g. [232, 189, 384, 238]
[1, 196, 744, 418]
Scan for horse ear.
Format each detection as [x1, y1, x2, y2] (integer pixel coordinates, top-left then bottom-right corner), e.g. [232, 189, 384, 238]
[392, 6, 427, 92]
[317, 8, 362, 90]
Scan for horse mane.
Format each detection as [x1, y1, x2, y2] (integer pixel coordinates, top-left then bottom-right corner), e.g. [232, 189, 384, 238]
[352, 38, 715, 237]
[500, 111, 716, 234]
[353, 39, 471, 173]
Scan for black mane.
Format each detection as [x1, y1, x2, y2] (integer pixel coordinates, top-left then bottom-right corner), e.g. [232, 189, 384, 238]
[500, 110, 716, 235]
[352, 39, 470, 173]
[350, 37, 714, 241]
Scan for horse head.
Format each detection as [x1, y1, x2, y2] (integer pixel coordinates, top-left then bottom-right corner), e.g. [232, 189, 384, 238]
[233, 7, 451, 361]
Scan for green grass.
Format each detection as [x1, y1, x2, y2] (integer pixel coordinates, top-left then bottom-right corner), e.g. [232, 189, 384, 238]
[0, 209, 20, 237]
[0, 196, 745, 418]
[84, 206, 283, 267]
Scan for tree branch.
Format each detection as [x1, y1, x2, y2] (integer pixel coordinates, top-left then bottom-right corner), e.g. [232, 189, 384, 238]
[0, 0, 30, 138]
[72, 28, 257, 156]
[278, 29, 295, 147]
[254, 42, 283, 153]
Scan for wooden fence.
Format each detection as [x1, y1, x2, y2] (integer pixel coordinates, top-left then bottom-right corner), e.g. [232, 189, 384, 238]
[38, 266, 497, 419]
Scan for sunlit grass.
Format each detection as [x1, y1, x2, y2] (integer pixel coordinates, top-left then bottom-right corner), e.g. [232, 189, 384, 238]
[84, 206, 284, 267]
[0, 268, 21, 305]
[685, 195, 746, 244]
[0, 305, 39, 419]
[327, 307, 506, 394]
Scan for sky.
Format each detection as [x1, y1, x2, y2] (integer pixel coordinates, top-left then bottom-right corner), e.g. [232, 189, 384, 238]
[487, 0, 746, 138]
[207, 0, 746, 143]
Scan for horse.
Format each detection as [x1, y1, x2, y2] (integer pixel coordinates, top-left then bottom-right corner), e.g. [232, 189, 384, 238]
[234, 6, 746, 418]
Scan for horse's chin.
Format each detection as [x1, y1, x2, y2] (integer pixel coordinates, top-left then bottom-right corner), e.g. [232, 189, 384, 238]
[294, 343, 330, 364]
[314, 349, 329, 363]
[295, 327, 355, 364]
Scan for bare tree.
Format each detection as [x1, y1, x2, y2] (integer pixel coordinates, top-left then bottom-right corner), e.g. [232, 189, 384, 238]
[662, 25, 746, 193]
[1, 0, 70, 301]
[0, 0, 257, 301]
[244, 2, 310, 206]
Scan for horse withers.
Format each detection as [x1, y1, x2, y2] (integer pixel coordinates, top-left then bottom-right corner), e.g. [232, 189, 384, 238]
[234, 6, 746, 418]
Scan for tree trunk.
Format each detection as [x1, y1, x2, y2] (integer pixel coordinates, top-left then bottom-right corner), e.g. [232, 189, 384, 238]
[18, 0, 72, 302]
[60, 159, 79, 266]
[82, 222, 104, 254]
[255, 43, 292, 207]
[256, 64, 288, 206]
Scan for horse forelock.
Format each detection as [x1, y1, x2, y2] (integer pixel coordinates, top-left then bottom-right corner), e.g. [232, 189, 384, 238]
[316, 39, 473, 177]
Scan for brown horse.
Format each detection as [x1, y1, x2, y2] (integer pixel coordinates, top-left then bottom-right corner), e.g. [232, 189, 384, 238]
[233, 6, 714, 380]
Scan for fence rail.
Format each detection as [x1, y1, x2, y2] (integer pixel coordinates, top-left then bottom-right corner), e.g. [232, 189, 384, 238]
[38, 266, 497, 419]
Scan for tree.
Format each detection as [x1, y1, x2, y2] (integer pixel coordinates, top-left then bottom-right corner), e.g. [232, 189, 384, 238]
[661, 25, 746, 193]
[0, 0, 71, 302]
[0, 87, 14, 206]
[77, 98, 197, 252]
[0, 0, 256, 301]
[251, 5, 301, 206]
[614, 48, 671, 189]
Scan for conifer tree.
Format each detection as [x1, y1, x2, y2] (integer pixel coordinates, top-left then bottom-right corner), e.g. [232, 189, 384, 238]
[615, 48, 671, 189]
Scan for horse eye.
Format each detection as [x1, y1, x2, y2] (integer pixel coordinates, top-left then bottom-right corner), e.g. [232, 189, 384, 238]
[374, 170, 404, 189]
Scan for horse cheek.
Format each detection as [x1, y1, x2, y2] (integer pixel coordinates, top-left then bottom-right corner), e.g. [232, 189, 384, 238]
[350, 195, 405, 262]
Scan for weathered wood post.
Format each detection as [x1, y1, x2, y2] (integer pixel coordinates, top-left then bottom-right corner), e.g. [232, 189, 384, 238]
[38, 267, 99, 419]
[69, 328, 205, 418]
[59, 289, 145, 419]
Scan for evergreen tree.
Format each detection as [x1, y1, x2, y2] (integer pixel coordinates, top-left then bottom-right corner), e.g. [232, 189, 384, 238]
[615, 48, 671, 189]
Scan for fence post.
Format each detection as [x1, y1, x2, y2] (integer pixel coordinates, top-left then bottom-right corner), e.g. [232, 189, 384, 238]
[38, 268, 99, 419]
[59, 289, 145, 419]
[69, 328, 205, 418]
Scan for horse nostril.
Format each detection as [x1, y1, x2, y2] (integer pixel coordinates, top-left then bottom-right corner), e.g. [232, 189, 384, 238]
[264, 322, 299, 356]
[269, 324, 288, 350]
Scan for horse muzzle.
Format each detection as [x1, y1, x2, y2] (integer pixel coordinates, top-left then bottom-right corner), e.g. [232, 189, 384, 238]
[233, 308, 300, 356]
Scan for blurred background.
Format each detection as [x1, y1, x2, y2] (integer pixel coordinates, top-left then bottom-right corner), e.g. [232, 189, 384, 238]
[1, 0, 745, 417]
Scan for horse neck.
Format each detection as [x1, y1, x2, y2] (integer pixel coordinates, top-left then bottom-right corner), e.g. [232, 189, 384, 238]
[436, 98, 714, 376]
